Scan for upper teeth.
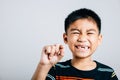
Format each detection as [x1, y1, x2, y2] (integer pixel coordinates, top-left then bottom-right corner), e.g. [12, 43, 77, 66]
[78, 46, 88, 49]
[81, 46, 88, 49]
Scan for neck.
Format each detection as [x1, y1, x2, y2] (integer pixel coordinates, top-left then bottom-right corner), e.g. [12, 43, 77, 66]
[71, 57, 96, 71]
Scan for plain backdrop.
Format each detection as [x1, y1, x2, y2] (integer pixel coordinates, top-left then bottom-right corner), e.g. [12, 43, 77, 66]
[0, 0, 120, 80]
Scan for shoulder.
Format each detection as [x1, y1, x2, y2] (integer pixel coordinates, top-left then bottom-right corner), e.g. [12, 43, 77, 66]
[95, 61, 118, 79]
[95, 61, 114, 73]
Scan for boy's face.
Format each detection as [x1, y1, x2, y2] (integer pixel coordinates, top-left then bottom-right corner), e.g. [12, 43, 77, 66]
[63, 19, 102, 59]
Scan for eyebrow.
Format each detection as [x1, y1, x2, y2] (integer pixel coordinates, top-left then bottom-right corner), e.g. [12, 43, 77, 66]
[70, 28, 80, 32]
[87, 29, 97, 32]
[70, 28, 97, 32]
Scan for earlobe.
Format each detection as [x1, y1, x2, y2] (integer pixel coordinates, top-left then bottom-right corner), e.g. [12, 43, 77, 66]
[98, 34, 102, 45]
[63, 33, 68, 44]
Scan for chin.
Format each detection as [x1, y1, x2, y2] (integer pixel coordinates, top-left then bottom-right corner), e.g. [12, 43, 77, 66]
[73, 53, 92, 59]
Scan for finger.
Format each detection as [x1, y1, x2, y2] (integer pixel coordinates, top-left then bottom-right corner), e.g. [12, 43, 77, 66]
[59, 45, 64, 53]
[44, 46, 51, 54]
[58, 45, 64, 58]
[43, 46, 52, 60]
[49, 45, 56, 59]
[54, 44, 60, 54]
[40, 46, 51, 62]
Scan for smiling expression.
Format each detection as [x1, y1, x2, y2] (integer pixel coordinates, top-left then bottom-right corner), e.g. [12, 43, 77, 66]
[63, 18, 102, 59]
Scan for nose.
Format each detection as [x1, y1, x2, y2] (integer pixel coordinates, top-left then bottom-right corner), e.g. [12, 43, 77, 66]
[77, 34, 87, 42]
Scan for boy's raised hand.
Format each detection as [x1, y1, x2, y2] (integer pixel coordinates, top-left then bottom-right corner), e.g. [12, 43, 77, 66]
[40, 44, 64, 67]
[32, 44, 64, 80]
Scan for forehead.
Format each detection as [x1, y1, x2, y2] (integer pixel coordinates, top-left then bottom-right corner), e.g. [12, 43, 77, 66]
[68, 18, 98, 32]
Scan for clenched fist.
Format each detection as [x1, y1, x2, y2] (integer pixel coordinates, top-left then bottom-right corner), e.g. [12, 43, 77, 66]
[40, 44, 64, 67]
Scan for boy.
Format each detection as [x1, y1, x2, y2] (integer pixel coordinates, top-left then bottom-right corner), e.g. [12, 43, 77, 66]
[32, 8, 118, 80]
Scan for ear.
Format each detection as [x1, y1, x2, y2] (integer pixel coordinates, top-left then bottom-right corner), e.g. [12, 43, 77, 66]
[63, 33, 68, 44]
[98, 34, 102, 45]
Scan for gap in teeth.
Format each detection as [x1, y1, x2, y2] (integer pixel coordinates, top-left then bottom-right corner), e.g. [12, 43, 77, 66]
[77, 46, 88, 49]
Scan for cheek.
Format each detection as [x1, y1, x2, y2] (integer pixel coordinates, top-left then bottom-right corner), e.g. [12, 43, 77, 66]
[90, 37, 99, 46]
[68, 36, 78, 44]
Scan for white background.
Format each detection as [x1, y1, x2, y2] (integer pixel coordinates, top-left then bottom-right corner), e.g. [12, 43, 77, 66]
[0, 0, 120, 80]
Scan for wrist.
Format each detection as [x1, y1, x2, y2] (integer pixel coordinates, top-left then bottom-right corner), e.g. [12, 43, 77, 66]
[32, 63, 52, 80]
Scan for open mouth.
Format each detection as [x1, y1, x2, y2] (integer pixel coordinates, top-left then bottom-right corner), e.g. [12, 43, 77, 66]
[75, 45, 90, 51]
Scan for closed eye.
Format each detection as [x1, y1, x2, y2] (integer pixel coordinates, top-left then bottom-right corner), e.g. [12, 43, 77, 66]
[87, 32, 96, 35]
[87, 29, 97, 35]
[88, 33, 94, 34]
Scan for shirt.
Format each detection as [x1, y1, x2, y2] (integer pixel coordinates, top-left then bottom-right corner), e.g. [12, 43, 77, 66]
[46, 59, 118, 80]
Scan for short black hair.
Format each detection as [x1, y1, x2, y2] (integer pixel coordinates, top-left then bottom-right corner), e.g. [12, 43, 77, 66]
[64, 8, 101, 34]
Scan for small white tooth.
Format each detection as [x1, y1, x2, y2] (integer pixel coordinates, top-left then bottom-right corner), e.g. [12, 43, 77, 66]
[85, 47, 88, 50]
[77, 46, 88, 49]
